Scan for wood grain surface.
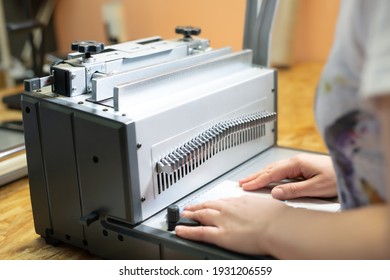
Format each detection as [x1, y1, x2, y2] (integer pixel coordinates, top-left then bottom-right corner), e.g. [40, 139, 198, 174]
[0, 62, 327, 259]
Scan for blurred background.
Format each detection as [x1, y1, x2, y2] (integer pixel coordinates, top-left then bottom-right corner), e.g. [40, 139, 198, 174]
[0, 0, 339, 88]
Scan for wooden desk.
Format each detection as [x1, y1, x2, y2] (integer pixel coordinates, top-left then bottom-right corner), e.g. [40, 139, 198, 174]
[0, 63, 327, 259]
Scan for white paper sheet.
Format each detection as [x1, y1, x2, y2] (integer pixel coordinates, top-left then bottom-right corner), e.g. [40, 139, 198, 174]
[178, 180, 340, 213]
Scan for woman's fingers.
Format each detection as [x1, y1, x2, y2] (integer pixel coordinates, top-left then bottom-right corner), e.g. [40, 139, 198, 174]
[184, 199, 228, 212]
[271, 181, 311, 200]
[271, 175, 337, 200]
[177, 201, 223, 244]
[181, 208, 220, 226]
[175, 225, 220, 244]
[239, 158, 301, 191]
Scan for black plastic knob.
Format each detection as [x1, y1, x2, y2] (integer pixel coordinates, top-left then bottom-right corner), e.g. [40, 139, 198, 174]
[71, 41, 105, 58]
[167, 205, 180, 231]
[166, 204, 201, 231]
[175, 26, 201, 40]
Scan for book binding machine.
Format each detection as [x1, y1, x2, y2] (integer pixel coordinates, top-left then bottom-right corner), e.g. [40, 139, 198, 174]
[22, 0, 282, 259]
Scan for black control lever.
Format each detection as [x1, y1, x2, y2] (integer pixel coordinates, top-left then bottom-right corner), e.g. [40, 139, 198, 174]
[167, 204, 200, 231]
[175, 26, 201, 41]
[71, 40, 105, 59]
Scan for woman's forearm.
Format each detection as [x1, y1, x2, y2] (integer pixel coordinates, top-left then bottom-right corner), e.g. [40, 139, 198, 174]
[263, 204, 390, 259]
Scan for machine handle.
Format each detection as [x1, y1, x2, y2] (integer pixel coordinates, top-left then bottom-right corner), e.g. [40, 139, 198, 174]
[71, 40, 105, 58]
[175, 26, 201, 41]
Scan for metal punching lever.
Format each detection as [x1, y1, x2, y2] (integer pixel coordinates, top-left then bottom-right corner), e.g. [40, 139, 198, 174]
[80, 211, 99, 226]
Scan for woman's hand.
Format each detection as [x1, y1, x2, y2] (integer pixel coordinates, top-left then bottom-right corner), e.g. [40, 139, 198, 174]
[175, 195, 288, 255]
[239, 153, 338, 200]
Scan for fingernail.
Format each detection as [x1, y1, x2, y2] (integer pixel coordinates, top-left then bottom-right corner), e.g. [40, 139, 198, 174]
[272, 187, 284, 199]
